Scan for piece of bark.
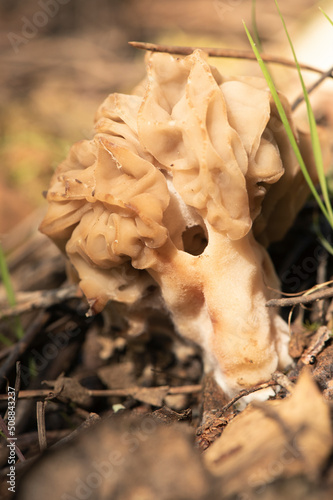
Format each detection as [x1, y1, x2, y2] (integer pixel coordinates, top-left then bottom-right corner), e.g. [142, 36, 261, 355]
[289, 323, 312, 359]
[312, 344, 333, 392]
[196, 372, 232, 451]
[299, 327, 332, 366]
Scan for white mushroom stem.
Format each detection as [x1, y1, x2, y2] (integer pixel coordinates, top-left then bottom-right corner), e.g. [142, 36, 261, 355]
[149, 224, 292, 397]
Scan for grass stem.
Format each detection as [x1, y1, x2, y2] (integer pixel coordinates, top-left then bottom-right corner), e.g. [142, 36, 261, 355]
[0, 243, 24, 340]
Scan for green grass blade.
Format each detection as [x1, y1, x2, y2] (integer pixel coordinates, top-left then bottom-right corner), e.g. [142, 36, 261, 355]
[251, 0, 263, 52]
[243, 22, 330, 224]
[0, 333, 13, 347]
[319, 7, 333, 27]
[0, 243, 17, 308]
[274, 0, 333, 227]
[313, 213, 333, 255]
[317, 235, 333, 255]
[0, 243, 24, 340]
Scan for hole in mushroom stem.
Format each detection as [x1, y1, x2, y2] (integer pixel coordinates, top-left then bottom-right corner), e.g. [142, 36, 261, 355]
[181, 225, 208, 256]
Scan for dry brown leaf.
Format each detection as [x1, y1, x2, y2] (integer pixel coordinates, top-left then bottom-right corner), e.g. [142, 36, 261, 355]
[129, 386, 170, 407]
[152, 406, 192, 424]
[43, 375, 91, 407]
[204, 369, 332, 497]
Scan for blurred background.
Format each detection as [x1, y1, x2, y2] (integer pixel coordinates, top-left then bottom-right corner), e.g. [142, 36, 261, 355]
[1, 0, 333, 234]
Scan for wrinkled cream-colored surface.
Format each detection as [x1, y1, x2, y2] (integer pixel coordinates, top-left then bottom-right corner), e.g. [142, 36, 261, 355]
[40, 50, 314, 396]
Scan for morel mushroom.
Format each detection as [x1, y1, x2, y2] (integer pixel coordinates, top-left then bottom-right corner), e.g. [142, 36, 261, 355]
[40, 50, 317, 398]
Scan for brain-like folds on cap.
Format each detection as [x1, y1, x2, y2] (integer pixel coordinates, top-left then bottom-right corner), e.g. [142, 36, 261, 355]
[41, 50, 308, 314]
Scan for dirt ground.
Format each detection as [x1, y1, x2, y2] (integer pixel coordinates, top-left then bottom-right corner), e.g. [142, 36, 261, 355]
[1, 1, 333, 499]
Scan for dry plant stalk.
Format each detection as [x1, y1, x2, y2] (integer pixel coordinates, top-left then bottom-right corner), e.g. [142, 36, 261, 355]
[129, 41, 328, 75]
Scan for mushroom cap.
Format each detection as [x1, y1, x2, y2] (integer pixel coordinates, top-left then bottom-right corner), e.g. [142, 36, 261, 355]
[40, 49, 313, 312]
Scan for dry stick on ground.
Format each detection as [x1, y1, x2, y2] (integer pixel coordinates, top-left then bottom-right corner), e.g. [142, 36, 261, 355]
[0, 389, 60, 401]
[129, 42, 333, 111]
[36, 401, 47, 452]
[0, 384, 202, 401]
[129, 41, 330, 76]
[266, 286, 333, 307]
[51, 413, 100, 450]
[299, 325, 332, 366]
[14, 361, 21, 395]
[216, 380, 279, 416]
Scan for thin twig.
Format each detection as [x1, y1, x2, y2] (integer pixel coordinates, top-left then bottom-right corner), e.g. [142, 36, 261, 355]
[266, 286, 333, 307]
[299, 326, 332, 365]
[51, 413, 100, 450]
[0, 384, 202, 401]
[14, 362, 21, 395]
[219, 380, 278, 415]
[292, 64, 333, 110]
[129, 41, 329, 76]
[0, 389, 57, 401]
[37, 401, 47, 452]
